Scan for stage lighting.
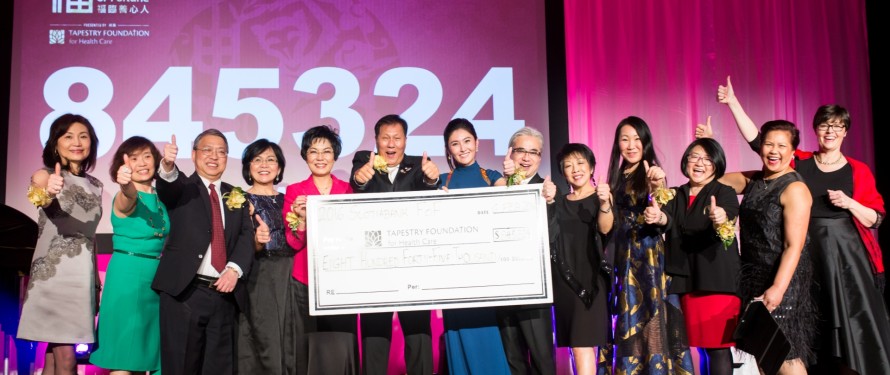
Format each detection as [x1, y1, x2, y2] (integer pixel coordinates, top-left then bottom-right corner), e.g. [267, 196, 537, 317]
[74, 343, 92, 364]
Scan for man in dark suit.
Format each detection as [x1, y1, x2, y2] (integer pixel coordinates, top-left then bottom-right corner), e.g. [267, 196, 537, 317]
[152, 130, 254, 375]
[497, 127, 557, 375]
[350, 114, 440, 375]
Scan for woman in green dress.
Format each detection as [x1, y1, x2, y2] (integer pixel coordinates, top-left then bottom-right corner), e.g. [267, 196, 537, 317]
[90, 136, 168, 374]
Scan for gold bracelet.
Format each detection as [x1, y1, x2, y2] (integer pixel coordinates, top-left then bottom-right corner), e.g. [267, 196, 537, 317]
[599, 204, 612, 213]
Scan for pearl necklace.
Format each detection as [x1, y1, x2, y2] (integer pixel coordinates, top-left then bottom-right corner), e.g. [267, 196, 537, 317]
[815, 153, 843, 165]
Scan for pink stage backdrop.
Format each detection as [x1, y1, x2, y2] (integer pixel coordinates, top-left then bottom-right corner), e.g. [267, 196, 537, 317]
[7, 0, 550, 233]
[564, 0, 874, 183]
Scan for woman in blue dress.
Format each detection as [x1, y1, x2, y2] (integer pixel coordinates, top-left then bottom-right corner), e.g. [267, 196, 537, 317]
[438, 118, 513, 375]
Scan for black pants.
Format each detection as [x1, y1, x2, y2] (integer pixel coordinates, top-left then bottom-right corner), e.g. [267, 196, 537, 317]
[360, 311, 432, 375]
[160, 284, 237, 375]
[496, 305, 556, 375]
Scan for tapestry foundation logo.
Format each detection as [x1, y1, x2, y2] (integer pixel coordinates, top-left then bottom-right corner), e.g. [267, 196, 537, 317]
[49, 29, 65, 44]
[365, 230, 382, 248]
[52, 0, 94, 14]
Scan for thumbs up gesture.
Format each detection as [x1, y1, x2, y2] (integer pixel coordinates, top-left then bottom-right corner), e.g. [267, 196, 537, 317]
[717, 75, 736, 105]
[117, 153, 134, 186]
[644, 160, 666, 192]
[255, 214, 270, 244]
[643, 194, 664, 225]
[542, 175, 557, 204]
[595, 175, 612, 207]
[695, 116, 714, 139]
[46, 162, 65, 196]
[354, 151, 377, 185]
[162, 134, 178, 171]
[503, 147, 516, 175]
[421, 151, 439, 184]
[708, 196, 727, 225]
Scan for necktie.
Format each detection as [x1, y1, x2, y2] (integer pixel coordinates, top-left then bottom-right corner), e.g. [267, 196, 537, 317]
[209, 183, 227, 272]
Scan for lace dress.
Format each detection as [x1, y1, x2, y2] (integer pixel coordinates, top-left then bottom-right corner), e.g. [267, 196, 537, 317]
[738, 171, 815, 363]
[18, 170, 103, 343]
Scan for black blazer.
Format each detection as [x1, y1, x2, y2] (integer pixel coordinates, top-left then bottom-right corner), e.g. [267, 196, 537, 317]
[662, 179, 740, 295]
[151, 170, 255, 310]
[349, 151, 439, 192]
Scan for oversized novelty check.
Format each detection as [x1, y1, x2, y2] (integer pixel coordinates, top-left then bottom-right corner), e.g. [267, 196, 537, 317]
[307, 184, 553, 315]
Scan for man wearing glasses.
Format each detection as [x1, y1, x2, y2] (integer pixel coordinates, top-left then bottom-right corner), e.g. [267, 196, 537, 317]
[496, 126, 557, 375]
[153, 129, 255, 375]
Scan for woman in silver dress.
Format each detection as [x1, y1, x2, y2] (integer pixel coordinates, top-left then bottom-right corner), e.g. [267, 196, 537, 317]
[18, 114, 103, 375]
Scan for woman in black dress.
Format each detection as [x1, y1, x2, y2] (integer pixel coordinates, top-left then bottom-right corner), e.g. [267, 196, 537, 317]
[549, 143, 613, 374]
[236, 139, 295, 374]
[660, 138, 740, 375]
[721, 120, 815, 375]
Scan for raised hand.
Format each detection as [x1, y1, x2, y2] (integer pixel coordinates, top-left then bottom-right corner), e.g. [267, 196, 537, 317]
[162, 134, 178, 171]
[695, 115, 713, 139]
[46, 162, 65, 196]
[542, 175, 557, 204]
[292, 195, 308, 220]
[644, 160, 665, 191]
[708, 196, 727, 225]
[117, 153, 133, 186]
[595, 175, 612, 206]
[421, 151, 439, 182]
[354, 151, 376, 185]
[643, 194, 663, 224]
[827, 189, 852, 209]
[503, 147, 516, 175]
[255, 214, 270, 244]
[717, 75, 736, 105]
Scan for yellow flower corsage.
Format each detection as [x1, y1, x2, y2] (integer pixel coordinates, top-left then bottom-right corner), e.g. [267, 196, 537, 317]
[506, 168, 527, 186]
[715, 217, 737, 250]
[27, 186, 53, 207]
[651, 186, 676, 206]
[373, 154, 388, 173]
[286, 211, 303, 234]
[222, 187, 246, 210]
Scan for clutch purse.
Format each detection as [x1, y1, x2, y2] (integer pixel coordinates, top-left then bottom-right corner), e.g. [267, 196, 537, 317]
[731, 300, 791, 375]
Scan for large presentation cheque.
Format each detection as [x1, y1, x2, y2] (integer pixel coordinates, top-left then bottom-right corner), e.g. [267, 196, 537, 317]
[307, 184, 553, 315]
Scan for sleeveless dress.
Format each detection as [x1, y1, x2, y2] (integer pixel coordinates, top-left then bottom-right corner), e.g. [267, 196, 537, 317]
[18, 170, 103, 343]
[551, 193, 610, 348]
[795, 158, 890, 373]
[439, 162, 511, 375]
[91, 190, 168, 371]
[237, 193, 301, 375]
[598, 175, 694, 375]
[738, 171, 816, 363]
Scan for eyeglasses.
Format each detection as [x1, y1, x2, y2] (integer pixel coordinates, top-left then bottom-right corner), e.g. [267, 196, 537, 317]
[250, 157, 278, 165]
[686, 154, 713, 166]
[512, 148, 542, 158]
[195, 147, 228, 157]
[816, 123, 846, 132]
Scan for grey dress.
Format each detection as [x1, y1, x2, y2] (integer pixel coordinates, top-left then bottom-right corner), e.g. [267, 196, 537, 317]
[18, 170, 103, 343]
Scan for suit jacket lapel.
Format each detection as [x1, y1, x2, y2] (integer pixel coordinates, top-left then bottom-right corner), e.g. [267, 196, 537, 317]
[393, 158, 416, 190]
[530, 174, 544, 184]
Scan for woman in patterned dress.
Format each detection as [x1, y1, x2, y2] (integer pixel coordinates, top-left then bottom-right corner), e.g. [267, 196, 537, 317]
[598, 116, 694, 375]
[18, 114, 103, 375]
